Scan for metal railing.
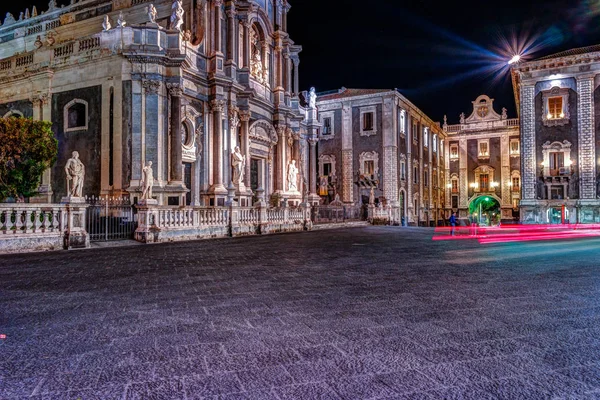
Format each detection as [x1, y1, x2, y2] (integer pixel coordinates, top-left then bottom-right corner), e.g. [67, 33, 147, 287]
[86, 196, 136, 242]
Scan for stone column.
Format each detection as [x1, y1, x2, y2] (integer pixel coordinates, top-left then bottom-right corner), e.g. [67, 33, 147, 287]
[214, 0, 223, 55]
[210, 99, 226, 195]
[277, 125, 287, 192]
[284, 52, 291, 96]
[459, 138, 468, 208]
[242, 21, 251, 70]
[500, 135, 511, 207]
[225, 7, 236, 76]
[239, 110, 251, 189]
[341, 102, 353, 203]
[292, 58, 299, 95]
[577, 75, 597, 199]
[228, 106, 240, 186]
[168, 83, 183, 184]
[520, 84, 536, 201]
[308, 139, 318, 199]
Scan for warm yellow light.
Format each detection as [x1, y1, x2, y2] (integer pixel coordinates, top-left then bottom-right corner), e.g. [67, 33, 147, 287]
[446, 183, 452, 189]
[566, 160, 572, 166]
[508, 181, 513, 187]
[547, 113, 553, 120]
[560, 112, 565, 118]
[470, 182, 478, 188]
[540, 161, 545, 167]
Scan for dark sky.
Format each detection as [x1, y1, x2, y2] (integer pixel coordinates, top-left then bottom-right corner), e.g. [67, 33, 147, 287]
[6, 0, 600, 123]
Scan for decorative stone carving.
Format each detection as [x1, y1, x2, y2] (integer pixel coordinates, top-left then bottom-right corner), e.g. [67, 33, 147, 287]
[239, 109, 251, 122]
[250, 27, 265, 84]
[170, 0, 185, 32]
[192, 0, 206, 45]
[229, 107, 240, 129]
[141, 161, 154, 200]
[65, 151, 85, 198]
[32, 7, 38, 17]
[459, 112, 465, 124]
[102, 15, 111, 31]
[231, 146, 245, 185]
[308, 87, 317, 109]
[147, 4, 157, 24]
[166, 82, 183, 97]
[501, 107, 507, 119]
[34, 35, 43, 49]
[288, 160, 299, 192]
[4, 13, 16, 26]
[24, 9, 30, 19]
[210, 99, 225, 113]
[45, 32, 55, 46]
[48, 0, 57, 12]
[117, 12, 126, 28]
[142, 79, 161, 95]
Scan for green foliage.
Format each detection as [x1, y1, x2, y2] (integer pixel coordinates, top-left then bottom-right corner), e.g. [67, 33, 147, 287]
[0, 118, 57, 201]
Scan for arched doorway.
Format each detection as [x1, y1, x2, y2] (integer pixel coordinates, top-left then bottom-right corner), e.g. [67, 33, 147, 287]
[469, 195, 501, 226]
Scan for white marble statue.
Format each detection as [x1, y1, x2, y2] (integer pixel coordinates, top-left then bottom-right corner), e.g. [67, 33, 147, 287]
[141, 161, 154, 200]
[102, 15, 111, 31]
[48, 0, 57, 11]
[502, 107, 507, 119]
[459, 112, 465, 124]
[308, 87, 317, 109]
[117, 11, 126, 28]
[170, 0, 184, 32]
[65, 151, 85, 198]
[147, 4, 157, 24]
[231, 146, 245, 185]
[4, 13, 16, 26]
[288, 159, 299, 192]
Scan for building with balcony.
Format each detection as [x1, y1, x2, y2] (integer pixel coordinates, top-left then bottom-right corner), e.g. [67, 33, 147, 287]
[0, 0, 315, 207]
[442, 95, 520, 225]
[315, 87, 447, 226]
[512, 45, 600, 224]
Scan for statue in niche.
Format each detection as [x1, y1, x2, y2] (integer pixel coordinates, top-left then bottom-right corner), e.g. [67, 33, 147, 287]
[288, 160, 299, 192]
[65, 151, 85, 198]
[231, 146, 246, 185]
[147, 4, 157, 24]
[250, 28, 264, 83]
[141, 161, 154, 200]
[102, 15, 111, 31]
[308, 87, 317, 109]
[170, 0, 185, 32]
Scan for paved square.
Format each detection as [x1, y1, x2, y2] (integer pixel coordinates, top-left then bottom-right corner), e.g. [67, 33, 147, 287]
[3, 227, 600, 399]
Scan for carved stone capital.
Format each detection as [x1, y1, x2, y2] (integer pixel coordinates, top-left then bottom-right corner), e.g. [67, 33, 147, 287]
[142, 79, 161, 95]
[214, 0, 223, 7]
[166, 82, 183, 97]
[239, 109, 251, 122]
[226, 8, 236, 19]
[277, 125, 287, 137]
[31, 93, 49, 106]
[308, 138, 318, 146]
[210, 99, 225, 113]
[229, 107, 240, 128]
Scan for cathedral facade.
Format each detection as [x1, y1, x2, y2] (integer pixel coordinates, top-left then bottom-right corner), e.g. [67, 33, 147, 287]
[512, 46, 600, 224]
[0, 0, 314, 207]
[442, 95, 521, 224]
[315, 88, 447, 226]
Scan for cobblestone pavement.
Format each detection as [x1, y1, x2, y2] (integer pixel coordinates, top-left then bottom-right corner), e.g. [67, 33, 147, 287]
[3, 226, 600, 399]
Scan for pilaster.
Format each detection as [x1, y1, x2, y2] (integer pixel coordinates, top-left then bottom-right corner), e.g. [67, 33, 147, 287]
[520, 84, 536, 200]
[577, 75, 597, 199]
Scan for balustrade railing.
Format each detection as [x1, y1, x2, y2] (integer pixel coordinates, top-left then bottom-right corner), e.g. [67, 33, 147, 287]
[267, 208, 285, 223]
[238, 207, 259, 225]
[0, 204, 64, 235]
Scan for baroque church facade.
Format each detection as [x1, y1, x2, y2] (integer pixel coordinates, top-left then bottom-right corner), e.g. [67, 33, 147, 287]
[0, 0, 317, 207]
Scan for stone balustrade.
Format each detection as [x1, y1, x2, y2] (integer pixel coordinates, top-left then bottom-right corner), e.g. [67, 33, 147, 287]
[368, 204, 401, 226]
[135, 203, 312, 243]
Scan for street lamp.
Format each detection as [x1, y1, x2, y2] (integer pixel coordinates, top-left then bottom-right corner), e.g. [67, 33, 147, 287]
[508, 55, 521, 65]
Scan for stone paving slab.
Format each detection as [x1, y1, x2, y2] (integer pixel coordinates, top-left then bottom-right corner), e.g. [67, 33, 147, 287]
[3, 226, 600, 399]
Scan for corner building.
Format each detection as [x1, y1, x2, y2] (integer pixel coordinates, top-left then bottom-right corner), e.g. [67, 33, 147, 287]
[315, 88, 447, 227]
[513, 46, 600, 223]
[0, 0, 314, 206]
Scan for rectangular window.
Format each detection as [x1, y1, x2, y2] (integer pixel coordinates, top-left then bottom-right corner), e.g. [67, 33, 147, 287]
[433, 173, 438, 188]
[433, 135, 437, 152]
[452, 195, 458, 209]
[450, 144, 458, 159]
[512, 176, 520, 191]
[413, 166, 418, 183]
[479, 141, 489, 157]
[323, 163, 332, 176]
[510, 139, 520, 155]
[548, 97, 563, 119]
[400, 161, 406, 180]
[323, 117, 332, 135]
[480, 174, 489, 191]
[363, 112, 374, 131]
[550, 185, 564, 199]
[549, 152, 564, 176]
[424, 172, 428, 187]
[364, 160, 375, 178]
[423, 129, 429, 148]
[413, 124, 418, 144]
[451, 180, 458, 192]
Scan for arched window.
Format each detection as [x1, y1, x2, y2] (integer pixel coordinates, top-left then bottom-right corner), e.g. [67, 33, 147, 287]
[3, 110, 23, 118]
[64, 99, 88, 132]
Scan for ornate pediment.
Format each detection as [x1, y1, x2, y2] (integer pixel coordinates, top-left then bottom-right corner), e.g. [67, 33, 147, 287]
[249, 119, 278, 145]
[465, 95, 502, 123]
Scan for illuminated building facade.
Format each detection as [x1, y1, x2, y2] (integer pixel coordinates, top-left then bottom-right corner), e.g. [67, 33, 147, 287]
[513, 46, 600, 224]
[0, 0, 315, 206]
[442, 95, 521, 224]
[315, 88, 447, 226]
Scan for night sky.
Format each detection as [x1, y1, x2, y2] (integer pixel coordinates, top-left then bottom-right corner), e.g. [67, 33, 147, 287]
[5, 0, 600, 124]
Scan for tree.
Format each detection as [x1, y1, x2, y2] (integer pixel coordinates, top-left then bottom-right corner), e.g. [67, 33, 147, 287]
[0, 117, 58, 202]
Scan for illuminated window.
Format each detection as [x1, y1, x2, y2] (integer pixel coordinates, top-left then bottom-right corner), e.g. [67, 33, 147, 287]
[432, 134, 438, 152]
[478, 140, 489, 157]
[512, 176, 520, 192]
[360, 107, 377, 136]
[323, 117, 332, 135]
[451, 179, 458, 193]
[363, 112, 373, 131]
[549, 152, 564, 176]
[479, 174, 489, 191]
[510, 138, 520, 155]
[548, 97, 563, 119]
[423, 128, 429, 148]
[398, 109, 406, 135]
[450, 144, 458, 159]
[364, 160, 374, 178]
